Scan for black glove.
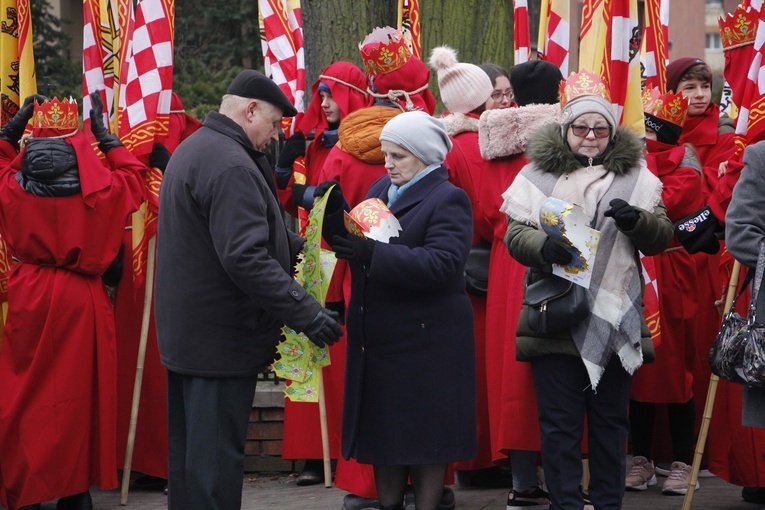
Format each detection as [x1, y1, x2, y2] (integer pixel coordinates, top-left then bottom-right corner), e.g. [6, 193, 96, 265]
[0, 94, 46, 146]
[542, 237, 573, 265]
[332, 234, 376, 263]
[326, 301, 346, 325]
[314, 180, 345, 213]
[149, 143, 171, 173]
[674, 206, 722, 255]
[302, 308, 343, 348]
[292, 183, 316, 209]
[89, 91, 123, 153]
[604, 198, 640, 231]
[277, 132, 306, 168]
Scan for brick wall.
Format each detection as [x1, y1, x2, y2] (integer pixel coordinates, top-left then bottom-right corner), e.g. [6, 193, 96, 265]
[245, 378, 295, 473]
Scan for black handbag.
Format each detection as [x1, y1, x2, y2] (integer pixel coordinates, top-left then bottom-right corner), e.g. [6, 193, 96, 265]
[465, 241, 491, 297]
[523, 272, 590, 334]
[710, 241, 765, 386]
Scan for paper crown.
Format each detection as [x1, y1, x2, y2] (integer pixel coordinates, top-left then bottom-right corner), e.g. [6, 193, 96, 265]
[719, 5, 758, 51]
[359, 26, 412, 76]
[33, 97, 79, 130]
[642, 87, 688, 126]
[559, 70, 611, 108]
[344, 198, 402, 243]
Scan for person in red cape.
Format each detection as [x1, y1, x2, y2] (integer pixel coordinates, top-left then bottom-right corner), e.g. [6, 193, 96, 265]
[627, 90, 705, 495]
[0, 92, 146, 510]
[475, 59, 563, 509]
[658, 57, 735, 481]
[312, 27, 452, 510]
[113, 92, 201, 491]
[276, 61, 370, 487]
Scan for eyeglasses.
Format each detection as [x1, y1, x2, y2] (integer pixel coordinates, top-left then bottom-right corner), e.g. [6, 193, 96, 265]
[490, 89, 513, 102]
[569, 124, 611, 138]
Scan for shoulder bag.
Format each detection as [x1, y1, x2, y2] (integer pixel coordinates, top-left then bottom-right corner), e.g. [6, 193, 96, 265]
[709, 241, 765, 386]
[465, 241, 491, 298]
[523, 271, 589, 334]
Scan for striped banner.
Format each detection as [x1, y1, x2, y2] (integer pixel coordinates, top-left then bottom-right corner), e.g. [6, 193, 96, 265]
[398, 0, 422, 61]
[641, 0, 669, 92]
[537, 0, 570, 75]
[579, 0, 644, 134]
[258, 0, 305, 136]
[514, 0, 531, 64]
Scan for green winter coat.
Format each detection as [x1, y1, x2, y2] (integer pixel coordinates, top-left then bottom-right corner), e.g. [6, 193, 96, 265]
[504, 124, 673, 362]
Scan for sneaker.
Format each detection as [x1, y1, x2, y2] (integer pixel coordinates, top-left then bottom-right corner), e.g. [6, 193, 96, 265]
[661, 461, 700, 495]
[625, 456, 657, 491]
[656, 461, 714, 478]
[342, 494, 379, 510]
[506, 487, 550, 509]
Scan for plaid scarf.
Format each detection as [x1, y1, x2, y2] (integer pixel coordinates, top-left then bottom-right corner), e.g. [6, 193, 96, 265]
[501, 159, 662, 389]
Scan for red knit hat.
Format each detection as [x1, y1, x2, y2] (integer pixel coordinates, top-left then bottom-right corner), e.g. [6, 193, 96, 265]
[666, 57, 707, 94]
[297, 62, 370, 136]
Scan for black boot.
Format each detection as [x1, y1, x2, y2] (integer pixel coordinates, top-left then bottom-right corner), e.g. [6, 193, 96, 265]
[56, 490, 93, 510]
[18, 505, 41, 510]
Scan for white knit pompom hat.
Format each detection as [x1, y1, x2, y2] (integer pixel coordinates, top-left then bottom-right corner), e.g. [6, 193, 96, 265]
[428, 46, 493, 114]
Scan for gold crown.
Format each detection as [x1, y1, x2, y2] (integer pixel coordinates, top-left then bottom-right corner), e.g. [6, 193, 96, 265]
[719, 5, 758, 51]
[359, 26, 412, 76]
[33, 97, 79, 130]
[642, 87, 688, 126]
[559, 70, 611, 108]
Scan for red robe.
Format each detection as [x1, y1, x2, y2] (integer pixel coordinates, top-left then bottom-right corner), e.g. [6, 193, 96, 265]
[443, 115, 497, 470]
[631, 141, 703, 403]
[0, 142, 145, 509]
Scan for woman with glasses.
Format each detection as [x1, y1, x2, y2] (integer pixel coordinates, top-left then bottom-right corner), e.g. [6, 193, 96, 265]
[500, 71, 673, 509]
[480, 63, 513, 110]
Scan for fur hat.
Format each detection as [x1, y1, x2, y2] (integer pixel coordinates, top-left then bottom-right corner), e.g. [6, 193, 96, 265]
[510, 60, 564, 107]
[561, 95, 618, 140]
[379, 111, 452, 165]
[429, 46, 493, 114]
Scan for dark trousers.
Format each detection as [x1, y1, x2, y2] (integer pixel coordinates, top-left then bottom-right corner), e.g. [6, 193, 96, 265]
[167, 370, 258, 510]
[531, 354, 632, 510]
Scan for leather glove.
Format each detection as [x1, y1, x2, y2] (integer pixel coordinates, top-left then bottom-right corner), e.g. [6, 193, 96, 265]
[332, 234, 376, 263]
[542, 237, 573, 265]
[314, 180, 345, 213]
[302, 308, 343, 348]
[325, 301, 346, 325]
[277, 132, 306, 168]
[0, 94, 46, 146]
[604, 198, 640, 231]
[149, 143, 171, 173]
[89, 91, 123, 153]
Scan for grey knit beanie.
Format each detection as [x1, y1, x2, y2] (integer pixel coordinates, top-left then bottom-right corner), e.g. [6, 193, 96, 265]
[379, 111, 452, 165]
[560, 95, 617, 140]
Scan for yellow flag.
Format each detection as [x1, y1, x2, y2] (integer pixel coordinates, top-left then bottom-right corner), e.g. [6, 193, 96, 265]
[0, 0, 36, 125]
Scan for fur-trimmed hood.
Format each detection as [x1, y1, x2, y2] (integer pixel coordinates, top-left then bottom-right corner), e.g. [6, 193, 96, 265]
[478, 103, 561, 160]
[441, 112, 480, 137]
[526, 123, 644, 177]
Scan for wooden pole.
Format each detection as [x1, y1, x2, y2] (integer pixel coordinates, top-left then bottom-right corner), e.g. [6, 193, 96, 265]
[681, 260, 742, 510]
[120, 236, 156, 505]
[318, 368, 332, 487]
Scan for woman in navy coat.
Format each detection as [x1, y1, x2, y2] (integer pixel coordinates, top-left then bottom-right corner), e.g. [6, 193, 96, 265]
[316, 111, 476, 510]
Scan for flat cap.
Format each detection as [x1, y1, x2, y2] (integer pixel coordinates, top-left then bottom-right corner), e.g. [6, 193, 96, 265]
[227, 69, 298, 117]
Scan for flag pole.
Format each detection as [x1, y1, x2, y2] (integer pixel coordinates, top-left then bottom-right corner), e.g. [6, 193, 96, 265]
[681, 260, 742, 510]
[121, 235, 156, 505]
[318, 368, 332, 487]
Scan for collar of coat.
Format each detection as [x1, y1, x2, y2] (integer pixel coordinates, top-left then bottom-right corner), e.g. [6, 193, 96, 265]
[441, 112, 480, 137]
[527, 123, 643, 178]
[478, 103, 561, 160]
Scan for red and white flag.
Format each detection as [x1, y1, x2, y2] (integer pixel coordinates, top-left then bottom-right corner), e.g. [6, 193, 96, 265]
[733, 4, 765, 151]
[641, 0, 669, 92]
[259, 0, 305, 136]
[537, 0, 570, 75]
[514, 0, 531, 64]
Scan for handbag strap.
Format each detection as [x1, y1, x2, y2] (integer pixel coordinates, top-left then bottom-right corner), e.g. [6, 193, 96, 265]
[747, 240, 765, 324]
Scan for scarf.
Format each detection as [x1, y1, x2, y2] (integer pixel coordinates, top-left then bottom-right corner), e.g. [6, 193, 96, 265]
[500, 125, 663, 388]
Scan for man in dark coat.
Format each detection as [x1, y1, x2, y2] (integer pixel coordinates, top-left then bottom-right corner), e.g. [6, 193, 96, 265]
[154, 70, 343, 510]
